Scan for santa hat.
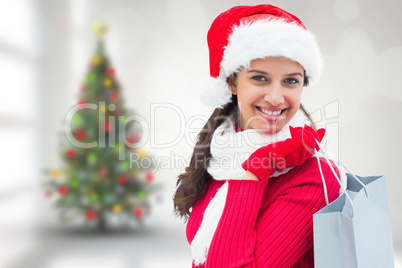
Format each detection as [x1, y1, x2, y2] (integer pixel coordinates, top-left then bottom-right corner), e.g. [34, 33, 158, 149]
[200, 5, 322, 109]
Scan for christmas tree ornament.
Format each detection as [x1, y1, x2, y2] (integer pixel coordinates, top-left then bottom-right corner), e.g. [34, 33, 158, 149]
[127, 133, 140, 144]
[99, 167, 108, 177]
[133, 207, 143, 218]
[78, 99, 85, 107]
[117, 176, 126, 185]
[139, 149, 147, 158]
[88, 153, 97, 164]
[71, 179, 80, 188]
[58, 186, 68, 195]
[109, 91, 117, 101]
[92, 56, 101, 65]
[44, 189, 52, 197]
[137, 191, 146, 200]
[103, 78, 112, 87]
[114, 145, 120, 153]
[80, 85, 86, 92]
[75, 130, 85, 139]
[92, 22, 107, 39]
[86, 209, 97, 220]
[66, 148, 75, 158]
[72, 115, 81, 124]
[145, 170, 154, 182]
[127, 136, 135, 144]
[114, 108, 121, 116]
[100, 104, 107, 113]
[88, 72, 97, 83]
[107, 67, 115, 76]
[104, 121, 111, 131]
[51, 169, 59, 178]
[120, 161, 129, 171]
[108, 104, 116, 111]
[113, 204, 122, 213]
[90, 193, 98, 202]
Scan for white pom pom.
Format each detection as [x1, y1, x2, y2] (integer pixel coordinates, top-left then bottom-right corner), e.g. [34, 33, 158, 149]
[199, 77, 233, 108]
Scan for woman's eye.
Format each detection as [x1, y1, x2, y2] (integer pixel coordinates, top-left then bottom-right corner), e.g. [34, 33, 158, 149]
[284, 78, 299, 84]
[251, 76, 267, 81]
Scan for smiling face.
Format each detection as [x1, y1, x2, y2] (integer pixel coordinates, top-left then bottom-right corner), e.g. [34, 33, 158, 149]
[229, 56, 304, 135]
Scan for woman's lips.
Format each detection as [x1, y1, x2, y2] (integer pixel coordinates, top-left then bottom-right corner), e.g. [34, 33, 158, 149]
[256, 106, 286, 122]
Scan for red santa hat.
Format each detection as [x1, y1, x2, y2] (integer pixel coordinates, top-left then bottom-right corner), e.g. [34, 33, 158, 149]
[200, 5, 322, 108]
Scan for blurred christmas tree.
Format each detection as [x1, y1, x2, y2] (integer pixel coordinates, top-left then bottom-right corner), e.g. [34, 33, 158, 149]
[43, 22, 158, 231]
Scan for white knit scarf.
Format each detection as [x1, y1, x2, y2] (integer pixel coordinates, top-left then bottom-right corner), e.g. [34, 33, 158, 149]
[207, 108, 312, 180]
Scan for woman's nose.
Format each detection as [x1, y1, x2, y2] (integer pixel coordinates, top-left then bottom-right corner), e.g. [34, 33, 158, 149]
[263, 83, 284, 107]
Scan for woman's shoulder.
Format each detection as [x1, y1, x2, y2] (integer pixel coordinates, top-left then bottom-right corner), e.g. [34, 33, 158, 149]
[273, 156, 341, 196]
[298, 156, 340, 178]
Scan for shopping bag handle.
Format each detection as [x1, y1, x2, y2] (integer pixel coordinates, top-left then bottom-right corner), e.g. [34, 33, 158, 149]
[313, 140, 369, 217]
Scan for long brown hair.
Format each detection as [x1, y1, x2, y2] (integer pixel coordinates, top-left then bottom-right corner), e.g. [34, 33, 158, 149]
[173, 73, 315, 221]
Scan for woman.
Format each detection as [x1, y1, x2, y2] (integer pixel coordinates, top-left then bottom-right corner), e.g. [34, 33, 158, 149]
[173, 4, 346, 267]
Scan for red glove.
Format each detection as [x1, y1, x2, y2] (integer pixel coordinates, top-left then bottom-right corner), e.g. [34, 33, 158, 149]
[241, 125, 325, 183]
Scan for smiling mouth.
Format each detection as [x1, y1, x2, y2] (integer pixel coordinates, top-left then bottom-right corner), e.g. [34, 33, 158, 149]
[256, 106, 287, 116]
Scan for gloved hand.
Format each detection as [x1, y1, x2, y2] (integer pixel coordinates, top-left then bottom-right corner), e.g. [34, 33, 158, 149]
[241, 125, 325, 183]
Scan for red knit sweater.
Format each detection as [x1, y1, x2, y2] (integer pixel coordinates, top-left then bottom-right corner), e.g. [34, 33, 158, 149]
[186, 124, 341, 267]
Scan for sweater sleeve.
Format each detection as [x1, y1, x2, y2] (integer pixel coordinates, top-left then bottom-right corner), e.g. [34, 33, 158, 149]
[204, 158, 340, 268]
[205, 179, 266, 268]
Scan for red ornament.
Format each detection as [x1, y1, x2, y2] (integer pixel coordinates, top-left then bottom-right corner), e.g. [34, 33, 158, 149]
[78, 99, 85, 107]
[134, 207, 143, 218]
[104, 121, 111, 131]
[86, 210, 97, 220]
[107, 67, 115, 76]
[76, 130, 85, 139]
[127, 137, 135, 144]
[66, 148, 75, 158]
[128, 133, 140, 144]
[58, 186, 68, 195]
[44, 189, 52, 197]
[118, 176, 126, 185]
[99, 167, 108, 177]
[145, 171, 154, 182]
[110, 92, 118, 101]
[114, 109, 121, 116]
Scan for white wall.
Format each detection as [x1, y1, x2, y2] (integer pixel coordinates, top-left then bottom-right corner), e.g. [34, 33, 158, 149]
[1, 0, 401, 267]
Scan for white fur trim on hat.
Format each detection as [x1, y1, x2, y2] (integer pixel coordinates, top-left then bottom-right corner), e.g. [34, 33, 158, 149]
[201, 18, 323, 109]
[199, 76, 233, 109]
[221, 18, 322, 84]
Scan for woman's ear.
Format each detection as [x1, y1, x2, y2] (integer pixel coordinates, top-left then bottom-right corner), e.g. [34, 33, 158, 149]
[227, 74, 238, 95]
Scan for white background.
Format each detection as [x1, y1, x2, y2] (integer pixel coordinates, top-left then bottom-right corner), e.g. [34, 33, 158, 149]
[1, 0, 401, 267]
